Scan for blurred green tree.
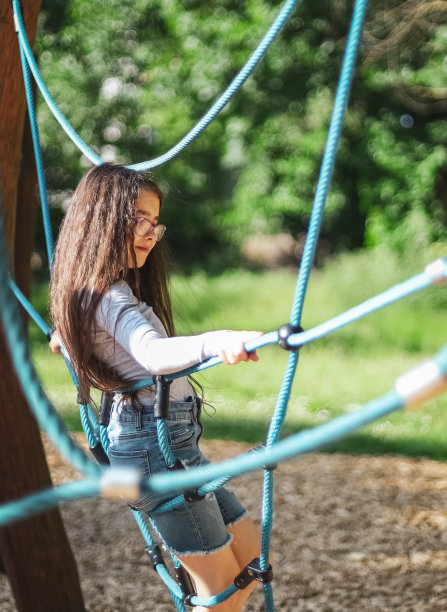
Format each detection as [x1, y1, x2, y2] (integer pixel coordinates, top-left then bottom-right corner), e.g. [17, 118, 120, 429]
[35, 0, 447, 269]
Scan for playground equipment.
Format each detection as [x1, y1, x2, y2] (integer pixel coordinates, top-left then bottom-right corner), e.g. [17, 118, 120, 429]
[1, 0, 446, 609]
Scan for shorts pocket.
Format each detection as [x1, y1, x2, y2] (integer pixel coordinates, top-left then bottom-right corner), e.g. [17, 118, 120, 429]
[108, 448, 151, 477]
[169, 422, 196, 450]
[108, 448, 159, 511]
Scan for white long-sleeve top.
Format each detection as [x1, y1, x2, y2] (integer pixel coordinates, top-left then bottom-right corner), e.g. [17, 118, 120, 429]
[93, 280, 227, 402]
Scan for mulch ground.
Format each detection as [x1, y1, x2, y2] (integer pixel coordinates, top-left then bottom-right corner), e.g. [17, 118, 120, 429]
[2, 434, 447, 611]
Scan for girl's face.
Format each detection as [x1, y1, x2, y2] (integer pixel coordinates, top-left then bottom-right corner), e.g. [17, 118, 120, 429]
[127, 189, 161, 268]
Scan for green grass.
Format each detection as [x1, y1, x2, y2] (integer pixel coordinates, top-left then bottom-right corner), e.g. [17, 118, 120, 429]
[29, 244, 447, 459]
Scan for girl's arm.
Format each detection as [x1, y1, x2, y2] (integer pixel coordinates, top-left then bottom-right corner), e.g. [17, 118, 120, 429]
[136, 329, 262, 374]
[97, 284, 261, 375]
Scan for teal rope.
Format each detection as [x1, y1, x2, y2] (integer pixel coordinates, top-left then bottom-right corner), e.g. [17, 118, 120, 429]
[0, 217, 100, 479]
[259, 2, 370, 606]
[100, 425, 110, 454]
[87, 403, 99, 430]
[291, 0, 370, 326]
[8, 3, 446, 609]
[0, 345, 445, 532]
[156, 420, 177, 467]
[146, 388, 405, 495]
[17, 34, 54, 270]
[12, 0, 102, 166]
[129, 0, 302, 170]
[132, 510, 187, 612]
[12, 0, 301, 170]
[287, 263, 447, 348]
[79, 404, 99, 448]
[0, 479, 100, 527]
[8, 277, 50, 336]
[10, 257, 445, 397]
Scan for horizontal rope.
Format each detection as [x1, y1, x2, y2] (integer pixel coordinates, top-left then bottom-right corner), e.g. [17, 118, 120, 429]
[123, 259, 445, 393]
[146, 342, 447, 495]
[0, 344, 445, 526]
[0, 479, 100, 527]
[145, 391, 403, 494]
[288, 259, 447, 348]
[10, 256, 442, 397]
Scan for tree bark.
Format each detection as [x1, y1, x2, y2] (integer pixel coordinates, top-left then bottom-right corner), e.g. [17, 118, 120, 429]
[0, 0, 85, 609]
[15, 109, 39, 298]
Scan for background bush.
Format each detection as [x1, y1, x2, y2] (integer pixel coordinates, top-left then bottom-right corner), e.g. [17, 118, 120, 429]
[35, 0, 447, 271]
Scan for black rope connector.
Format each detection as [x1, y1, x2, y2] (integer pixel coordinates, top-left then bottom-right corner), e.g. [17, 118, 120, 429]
[184, 489, 206, 503]
[145, 544, 165, 571]
[183, 593, 196, 607]
[89, 442, 110, 466]
[167, 459, 205, 503]
[98, 391, 113, 427]
[154, 375, 172, 420]
[278, 323, 304, 351]
[175, 565, 197, 605]
[234, 557, 273, 590]
[249, 444, 277, 471]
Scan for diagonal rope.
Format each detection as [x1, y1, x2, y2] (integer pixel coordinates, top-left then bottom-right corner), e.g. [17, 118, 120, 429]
[12, 0, 302, 170]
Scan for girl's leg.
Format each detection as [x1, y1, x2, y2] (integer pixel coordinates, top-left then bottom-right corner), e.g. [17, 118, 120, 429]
[177, 516, 264, 611]
[228, 515, 271, 606]
[228, 515, 262, 569]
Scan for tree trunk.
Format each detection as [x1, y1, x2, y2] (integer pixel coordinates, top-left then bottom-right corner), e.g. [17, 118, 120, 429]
[0, 0, 86, 609]
[15, 109, 39, 298]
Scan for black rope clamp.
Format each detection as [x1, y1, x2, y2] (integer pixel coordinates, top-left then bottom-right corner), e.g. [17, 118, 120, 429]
[145, 544, 165, 571]
[175, 565, 197, 606]
[154, 375, 172, 420]
[234, 557, 273, 590]
[89, 441, 110, 466]
[99, 391, 113, 427]
[167, 459, 206, 503]
[183, 593, 195, 607]
[278, 323, 303, 351]
[249, 444, 277, 471]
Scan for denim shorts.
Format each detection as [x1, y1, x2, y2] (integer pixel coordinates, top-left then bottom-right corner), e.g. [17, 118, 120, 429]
[107, 397, 247, 556]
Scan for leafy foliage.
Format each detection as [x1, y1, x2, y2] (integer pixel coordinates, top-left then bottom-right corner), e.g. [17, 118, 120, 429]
[35, 0, 447, 269]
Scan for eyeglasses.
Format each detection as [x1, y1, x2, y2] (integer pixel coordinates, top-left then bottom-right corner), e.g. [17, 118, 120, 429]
[134, 217, 166, 241]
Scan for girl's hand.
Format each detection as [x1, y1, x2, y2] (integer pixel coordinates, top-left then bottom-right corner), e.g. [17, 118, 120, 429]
[217, 331, 263, 365]
[49, 330, 63, 355]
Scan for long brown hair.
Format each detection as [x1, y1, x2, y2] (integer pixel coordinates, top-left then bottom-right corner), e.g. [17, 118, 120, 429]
[50, 163, 174, 403]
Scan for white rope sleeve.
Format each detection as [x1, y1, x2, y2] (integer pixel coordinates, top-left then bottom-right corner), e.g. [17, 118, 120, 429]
[395, 360, 447, 410]
[100, 468, 142, 500]
[425, 258, 447, 286]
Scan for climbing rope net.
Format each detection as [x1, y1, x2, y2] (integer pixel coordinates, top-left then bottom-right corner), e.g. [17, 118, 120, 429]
[2, 0, 447, 609]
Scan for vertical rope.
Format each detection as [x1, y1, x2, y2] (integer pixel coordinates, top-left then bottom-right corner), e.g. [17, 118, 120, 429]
[156, 420, 177, 467]
[0, 220, 100, 478]
[17, 37, 54, 271]
[259, 1, 370, 608]
[291, 0, 370, 327]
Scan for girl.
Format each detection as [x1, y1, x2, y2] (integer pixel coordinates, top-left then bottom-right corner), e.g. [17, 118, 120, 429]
[50, 163, 264, 611]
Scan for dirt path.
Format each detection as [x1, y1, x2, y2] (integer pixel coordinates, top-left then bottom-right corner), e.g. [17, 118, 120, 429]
[2, 435, 447, 611]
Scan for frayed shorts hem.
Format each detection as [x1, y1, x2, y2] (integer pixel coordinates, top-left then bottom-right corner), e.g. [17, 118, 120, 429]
[168, 510, 248, 557]
[224, 509, 248, 528]
[169, 533, 233, 558]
